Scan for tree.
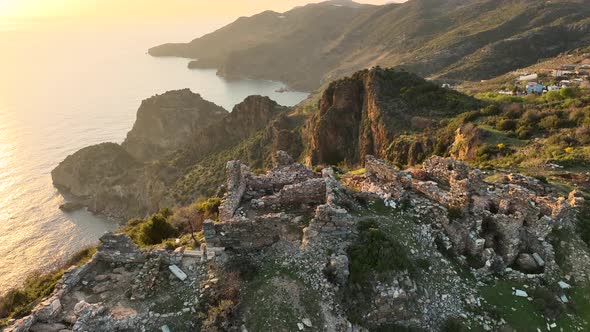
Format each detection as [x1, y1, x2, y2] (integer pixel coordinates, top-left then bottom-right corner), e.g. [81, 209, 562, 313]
[560, 87, 575, 99]
[171, 205, 203, 247]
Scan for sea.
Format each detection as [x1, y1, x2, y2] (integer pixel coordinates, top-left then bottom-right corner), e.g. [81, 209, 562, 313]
[0, 18, 308, 295]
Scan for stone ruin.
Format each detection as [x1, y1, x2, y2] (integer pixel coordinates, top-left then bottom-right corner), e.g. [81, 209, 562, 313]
[204, 151, 357, 250]
[362, 155, 583, 279]
[5, 232, 216, 332]
[206, 151, 582, 281]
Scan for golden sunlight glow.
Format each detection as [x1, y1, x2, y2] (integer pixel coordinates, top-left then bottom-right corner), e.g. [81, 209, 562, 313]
[0, 0, 397, 19]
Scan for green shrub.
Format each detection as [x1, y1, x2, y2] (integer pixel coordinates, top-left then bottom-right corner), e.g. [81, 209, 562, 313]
[532, 287, 564, 319]
[197, 197, 222, 220]
[443, 317, 470, 332]
[561, 87, 576, 99]
[516, 126, 533, 139]
[539, 115, 563, 132]
[447, 206, 464, 221]
[578, 201, 590, 247]
[348, 220, 411, 284]
[481, 105, 501, 116]
[496, 119, 517, 131]
[138, 214, 178, 246]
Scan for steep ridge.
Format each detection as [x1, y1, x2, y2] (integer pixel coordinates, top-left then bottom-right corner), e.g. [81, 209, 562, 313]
[122, 89, 226, 162]
[52, 91, 288, 220]
[149, 0, 590, 91]
[172, 95, 289, 169]
[306, 67, 480, 166]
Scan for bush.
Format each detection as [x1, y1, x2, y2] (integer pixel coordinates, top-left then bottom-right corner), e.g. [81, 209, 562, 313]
[198, 197, 222, 220]
[481, 105, 501, 116]
[447, 206, 464, 221]
[348, 220, 411, 284]
[496, 119, 517, 131]
[561, 87, 576, 99]
[443, 317, 470, 332]
[539, 115, 563, 132]
[516, 126, 533, 139]
[138, 214, 178, 246]
[532, 287, 564, 319]
[578, 201, 590, 247]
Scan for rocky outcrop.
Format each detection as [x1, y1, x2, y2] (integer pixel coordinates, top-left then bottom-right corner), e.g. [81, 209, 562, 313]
[306, 68, 478, 166]
[51, 143, 168, 220]
[449, 123, 484, 161]
[122, 89, 227, 162]
[173, 95, 288, 168]
[52, 92, 290, 220]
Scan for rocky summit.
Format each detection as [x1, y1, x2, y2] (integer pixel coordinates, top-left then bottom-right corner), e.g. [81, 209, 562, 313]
[8, 150, 590, 331]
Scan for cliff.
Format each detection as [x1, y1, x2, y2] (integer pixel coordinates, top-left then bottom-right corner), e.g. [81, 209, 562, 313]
[52, 92, 291, 220]
[172, 95, 289, 169]
[306, 68, 480, 166]
[122, 89, 226, 162]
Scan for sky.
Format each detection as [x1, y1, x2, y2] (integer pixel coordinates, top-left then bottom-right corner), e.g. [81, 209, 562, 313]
[0, 0, 399, 20]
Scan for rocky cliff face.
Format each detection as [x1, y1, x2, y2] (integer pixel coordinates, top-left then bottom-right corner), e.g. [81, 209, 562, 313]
[306, 67, 479, 166]
[52, 92, 292, 220]
[122, 89, 227, 162]
[173, 95, 288, 168]
[51, 143, 167, 219]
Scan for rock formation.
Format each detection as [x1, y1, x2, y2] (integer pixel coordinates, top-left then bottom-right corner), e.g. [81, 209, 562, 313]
[306, 68, 479, 166]
[122, 89, 226, 162]
[52, 91, 290, 220]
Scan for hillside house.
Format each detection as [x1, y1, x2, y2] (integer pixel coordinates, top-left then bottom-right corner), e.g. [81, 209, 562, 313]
[553, 69, 575, 77]
[526, 82, 545, 94]
[518, 73, 538, 81]
[560, 64, 577, 71]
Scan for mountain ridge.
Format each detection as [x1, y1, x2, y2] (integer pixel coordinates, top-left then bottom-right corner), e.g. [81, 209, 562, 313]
[149, 0, 590, 91]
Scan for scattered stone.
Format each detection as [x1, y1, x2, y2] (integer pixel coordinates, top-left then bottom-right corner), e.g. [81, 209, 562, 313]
[169, 265, 188, 281]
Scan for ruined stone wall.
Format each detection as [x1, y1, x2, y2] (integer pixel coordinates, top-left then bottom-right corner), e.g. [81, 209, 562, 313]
[365, 155, 411, 199]
[256, 178, 326, 207]
[218, 161, 249, 222]
[203, 213, 298, 249]
[422, 155, 469, 184]
[97, 233, 146, 264]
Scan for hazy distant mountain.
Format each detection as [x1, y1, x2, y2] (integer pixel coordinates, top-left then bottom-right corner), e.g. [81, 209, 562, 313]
[150, 0, 590, 91]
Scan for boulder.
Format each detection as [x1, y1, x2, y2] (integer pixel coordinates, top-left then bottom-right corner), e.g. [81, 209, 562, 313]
[515, 254, 538, 273]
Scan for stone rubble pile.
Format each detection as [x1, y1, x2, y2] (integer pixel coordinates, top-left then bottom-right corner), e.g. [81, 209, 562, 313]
[361, 154, 583, 280]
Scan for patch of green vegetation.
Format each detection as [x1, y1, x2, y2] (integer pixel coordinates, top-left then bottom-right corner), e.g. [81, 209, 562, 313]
[348, 168, 366, 176]
[577, 201, 590, 247]
[348, 219, 412, 284]
[442, 317, 470, 332]
[371, 324, 426, 332]
[480, 280, 547, 330]
[447, 206, 464, 222]
[241, 260, 324, 332]
[480, 280, 590, 331]
[0, 246, 97, 323]
[123, 210, 178, 247]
